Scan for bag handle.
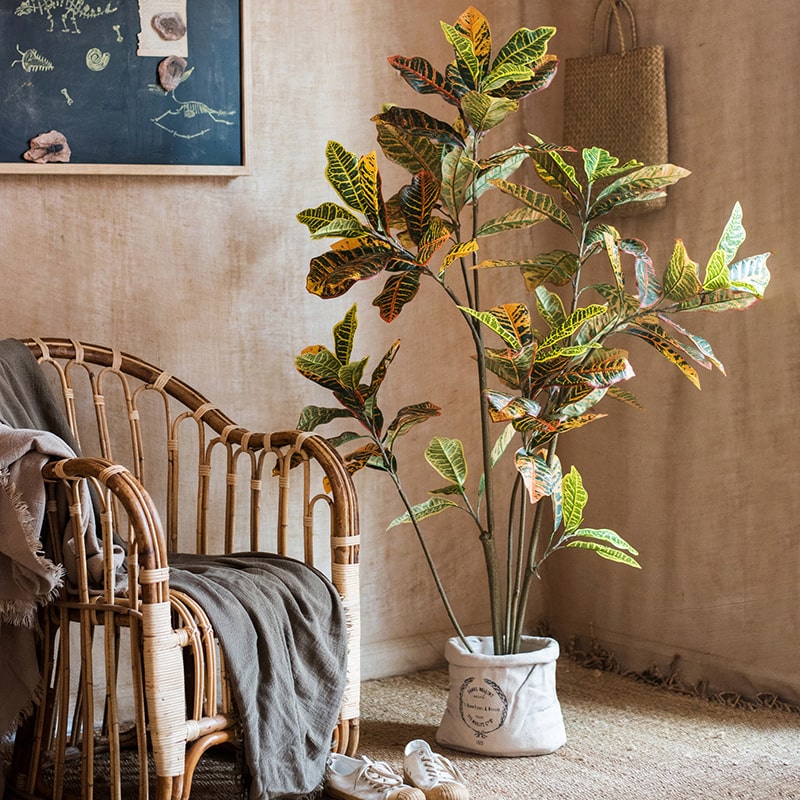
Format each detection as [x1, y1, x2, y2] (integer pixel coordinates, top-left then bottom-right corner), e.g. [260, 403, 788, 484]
[590, 0, 638, 56]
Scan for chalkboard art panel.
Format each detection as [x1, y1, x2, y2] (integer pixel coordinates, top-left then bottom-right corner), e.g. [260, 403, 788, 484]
[0, 1, 247, 174]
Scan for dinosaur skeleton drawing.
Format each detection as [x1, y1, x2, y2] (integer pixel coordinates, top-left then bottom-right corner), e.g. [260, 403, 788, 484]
[151, 91, 237, 140]
[14, 0, 119, 35]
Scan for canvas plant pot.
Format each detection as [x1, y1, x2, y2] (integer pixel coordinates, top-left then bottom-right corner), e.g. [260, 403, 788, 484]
[436, 635, 566, 756]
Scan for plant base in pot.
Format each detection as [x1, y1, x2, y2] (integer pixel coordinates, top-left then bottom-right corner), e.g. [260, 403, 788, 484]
[436, 635, 566, 757]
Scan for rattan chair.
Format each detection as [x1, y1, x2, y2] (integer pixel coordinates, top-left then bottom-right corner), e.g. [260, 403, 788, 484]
[4, 337, 360, 800]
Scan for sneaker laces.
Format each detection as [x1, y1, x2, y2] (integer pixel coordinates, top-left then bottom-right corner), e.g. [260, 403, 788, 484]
[416, 750, 465, 784]
[357, 756, 406, 791]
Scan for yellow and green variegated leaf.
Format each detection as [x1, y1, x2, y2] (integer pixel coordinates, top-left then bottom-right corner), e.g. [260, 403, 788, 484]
[703, 248, 730, 292]
[440, 238, 478, 272]
[441, 146, 471, 217]
[441, 21, 482, 89]
[388, 497, 461, 528]
[387, 55, 461, 106]
[567, 528, 638, 556]
[607, 386, 643, 408]
[491, 423, 516, 467]
[491, 26, 555, 71]
[386, 401, 442, 446]
[492, 54, 558, 99]
[565, 540, 641, 567]
[307, 241, 394, 299]
[619, 237, 661, 309]
[491, 178, 574, 232]
[461, 91, 519, 133]
[337, 357, 368, 394]
[515, 449, 556, 504]
[526, 137, 583, 207]
[535, 285, 567, 328]
[296, 405, 353, 432]
[325, 141, 367, 213]
[367, 338, 401, 397]
[469, 147, 526, 202]
[482, 62, 534, 93]
[656, 314, 724, 372]
[297, 202, 360, 234]
[677, 288, 760, 313]
[325, 431, 365, 449]
[716, 201, 745, 267]
[310, 217, 371, 240]
[555, 353, 634, 389]
[459, 305, 520, 348]
[373, 272, 421, 322]
[486, 391, 541, 424]
[522, 250, 580, 291]
[626, 323, 701, 388]
[552, 413, 606, 435]
[343, 442, 385, 478]
[663, 239, 702, 301]
[540, 304, 607, 348]
[358, 151, 386, 231]
[487, 303, 534, 347]
[296, 346, 344, 391]
[728, 253, 771, 298]
[561, 466, 587, 533]
[418, 217, 452, 267]
[484, 346, 533, 389]
[604, 232, 625, 291]
[333, 304, 358, 364]
[590, 164, 690, 219]
[476, 207, 547, 238]
[399, 170, 441, 245]
[445, 60, 471, 98]
[425, 436, 468, 487]
[557, 388, 607, 419]
[454, 6, 492, 69]
[376, 120, 444, 179]
[372, 106, 466, 149]
[512, 415, 560, 440]
[582, 147, 641, 182]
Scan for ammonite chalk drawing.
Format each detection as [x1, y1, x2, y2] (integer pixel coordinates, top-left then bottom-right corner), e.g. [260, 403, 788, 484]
[14, 0, 119, 35]
[85, 47, 110, 71]
[10, 44, 54, 72]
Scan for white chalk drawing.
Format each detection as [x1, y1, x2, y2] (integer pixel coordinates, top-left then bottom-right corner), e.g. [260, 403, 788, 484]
[60, 87, 73, 104]
[10, 44, 53, 72]
[112, 24, 122, 42]
[85, 47, 109, 71]
[14, 0, 119, 35]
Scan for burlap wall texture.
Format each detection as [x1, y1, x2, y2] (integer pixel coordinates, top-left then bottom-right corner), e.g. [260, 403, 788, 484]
[0, 1, 795, 701]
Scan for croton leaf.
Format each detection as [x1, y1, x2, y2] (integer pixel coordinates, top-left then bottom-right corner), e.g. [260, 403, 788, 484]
[386, 402, 442, 446]
[491, 178, 574, 232]
[325, 141, 367, 214]
[296, 404, 353, 432]
[487, 303, 534, 347]
[358, 150, 388, 232]
[461, 90, 519, 133]
[565, 540, 642, 568]
[343, 442, 385, 477]
[309, 217, 370, 240]
[485, 390, 541, 424]
[555, 353, 634, 389]
[333, 304, 358, 364]
[540, 304, 607, 349]
[367, 338, 402, 397]
[481, 62, 534, 93]
[656, 314, 724, 372]
[441, 21, 483, 90]
[476, 207, 548, 238]
[373, 272, 421, 322]
[677, 287, 760, 314]
[729, 253, 771, 298]
[373, 106, 466, 149]
[388, 496, 462, 528]
[619, 237, 661, 309]
[521, 250, 580, 291]
[556, 387, 608, 419]
[469, 146, 527, 202]
[490, 25, 556, 72]
[717, 201, 746, 267]
[376, 120, 444, 179]
[582, 147, 641, 183]
[526, 136, 583, 208]
[459, 305, 521, 349]
[445, 61, 471, 99]
[625, 323, 701, 388]
[297, 201, 360, 234]
[607, 386, 644, 409]
[561, 466, 587, 534]
[484, 345, 535, 389]
[306, 240, 395, 299]
[702, 248, 730, 292]
[295, 345, 344, 391]
[454, 5, 492, 70]
[387, 55, 461, 106]
[440, 238, 479, 273]
[589, 164, 690, 219]
[662, 239, 702, 301]
[514, 448, 557, 504]
[535, 285, 567, 328]
[441, 146, 471, 218]
[425, 436, 468, 487]
[491, 54, 558, 99]
[399, 170, 441, 245]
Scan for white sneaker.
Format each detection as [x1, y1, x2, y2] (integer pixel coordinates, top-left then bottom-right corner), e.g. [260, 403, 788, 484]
[403, 740, 469, 800]
[326, 753, 426, 800]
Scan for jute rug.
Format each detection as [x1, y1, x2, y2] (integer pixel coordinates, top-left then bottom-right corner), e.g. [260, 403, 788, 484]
[3, 660, 798, 799]
[353, 663, 800, 800]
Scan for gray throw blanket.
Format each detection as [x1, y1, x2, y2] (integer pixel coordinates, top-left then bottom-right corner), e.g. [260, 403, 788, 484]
[169, 553, 347, 800]
[0, 339, 123, 735]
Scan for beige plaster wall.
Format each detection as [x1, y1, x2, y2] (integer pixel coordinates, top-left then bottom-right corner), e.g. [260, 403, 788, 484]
[0, 1, 796, 699]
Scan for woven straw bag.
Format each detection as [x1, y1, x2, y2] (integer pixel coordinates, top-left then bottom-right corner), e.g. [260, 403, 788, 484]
[563, 0, 668, 215]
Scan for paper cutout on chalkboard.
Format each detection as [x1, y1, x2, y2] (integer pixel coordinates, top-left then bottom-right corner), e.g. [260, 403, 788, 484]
[137, 0, 187, 57]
